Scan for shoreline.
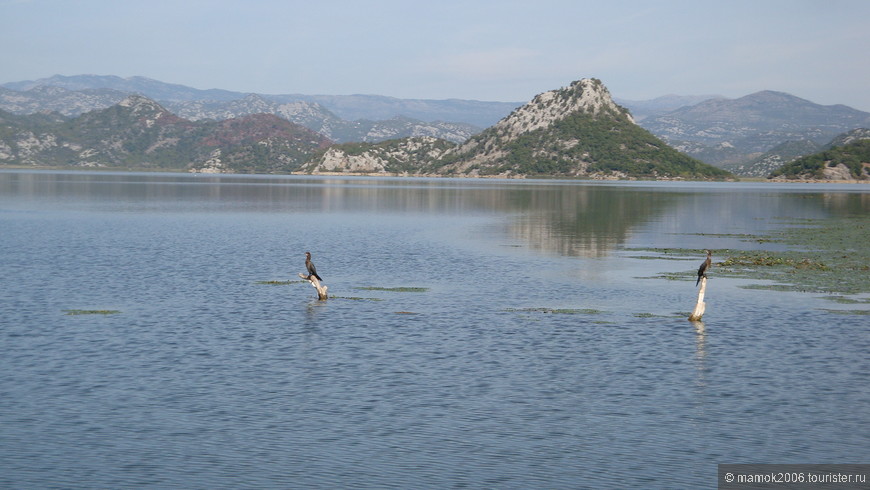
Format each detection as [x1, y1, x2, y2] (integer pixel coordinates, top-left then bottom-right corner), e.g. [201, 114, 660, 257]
[3, 165, 868, 183]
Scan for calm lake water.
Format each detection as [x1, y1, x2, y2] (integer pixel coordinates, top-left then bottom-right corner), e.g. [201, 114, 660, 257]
[1, 170, 868, 489]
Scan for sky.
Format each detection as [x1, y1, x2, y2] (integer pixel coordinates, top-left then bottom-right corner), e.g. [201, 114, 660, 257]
[3, 0, 870, 110]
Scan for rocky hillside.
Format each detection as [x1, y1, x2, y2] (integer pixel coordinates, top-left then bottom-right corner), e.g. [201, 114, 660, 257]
[162, 94, 339, 134]
[829, 127, 870, 147]
[639, 91, 870, 168]
[769, 128, 870, 181]
[162, 95, 480, 144]
[301, 137, 456, 175]
[303, 79, 731, 180]
[0, 85, 129, 116]
[431, 79, 729, 179]
[0, 95, 332, 172]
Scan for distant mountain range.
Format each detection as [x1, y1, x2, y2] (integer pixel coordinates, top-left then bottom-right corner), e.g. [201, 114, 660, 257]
[639, 91, 870, 170]
[2, 74, 869, 178]
[3, 75, 521, 127]
[613, 94, 723, 121]
[0, 95, 332, 173]
[0, 75, 516, 143]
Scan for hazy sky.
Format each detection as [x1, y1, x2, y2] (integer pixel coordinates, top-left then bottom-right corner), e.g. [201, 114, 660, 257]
[3, 0, 869, 110]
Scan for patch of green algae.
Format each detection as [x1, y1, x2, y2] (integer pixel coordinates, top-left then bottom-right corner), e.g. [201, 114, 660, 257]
[716, 216, 869, 295]
[64, 309, 121, 316]
[506, 307, 604, 315]
[637, 215, 870, 296]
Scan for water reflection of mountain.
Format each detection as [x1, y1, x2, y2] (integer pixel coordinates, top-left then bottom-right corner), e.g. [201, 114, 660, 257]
[503, 186, 828, 258]
[504, 186, 678, 257]
[0, 173, 669, 256]
[3, 172, 867, 258]
[314, 181, 682, 257]
[472, 184, 870, 258]
[629, 189, 870, 252]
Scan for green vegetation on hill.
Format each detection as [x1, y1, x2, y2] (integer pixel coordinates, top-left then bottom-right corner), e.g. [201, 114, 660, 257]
[534, 110, 729, 178]
[440, 99, 730, 178]
[770, 139, 870, 180]
[482, 79, 726, 178]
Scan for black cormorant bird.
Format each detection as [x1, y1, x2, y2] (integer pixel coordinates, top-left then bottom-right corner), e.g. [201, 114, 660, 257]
[305, 252, 322, 281]
[696, 250, 712, 286]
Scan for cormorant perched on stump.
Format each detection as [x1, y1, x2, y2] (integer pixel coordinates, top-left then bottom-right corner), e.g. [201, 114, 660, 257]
[305, 252, 322, 281]
[696, 250, 712, 287]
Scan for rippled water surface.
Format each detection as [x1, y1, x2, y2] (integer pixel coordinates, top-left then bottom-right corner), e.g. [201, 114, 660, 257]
[1, 171, 868, 488]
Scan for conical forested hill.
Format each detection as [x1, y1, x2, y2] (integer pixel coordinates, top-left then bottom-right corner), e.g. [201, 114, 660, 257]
[429, 78, 731, 179]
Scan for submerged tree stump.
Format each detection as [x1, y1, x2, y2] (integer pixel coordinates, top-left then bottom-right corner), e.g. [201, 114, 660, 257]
[298, 273, 328, 300]
[688, 276, 707, 321]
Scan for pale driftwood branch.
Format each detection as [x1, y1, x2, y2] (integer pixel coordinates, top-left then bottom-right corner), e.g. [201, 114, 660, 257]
[688, 276, 707, 321]
[298, 272, 328, 300]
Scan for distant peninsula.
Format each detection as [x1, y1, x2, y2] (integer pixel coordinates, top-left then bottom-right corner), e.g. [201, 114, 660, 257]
[769, 128, 870, 181]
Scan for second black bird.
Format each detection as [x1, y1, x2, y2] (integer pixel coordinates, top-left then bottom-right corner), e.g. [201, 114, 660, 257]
[305, 251, 323, 281]
[696, 249, 712, 287]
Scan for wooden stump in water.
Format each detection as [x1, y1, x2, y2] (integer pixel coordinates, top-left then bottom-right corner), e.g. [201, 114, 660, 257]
[688, 276, 707, 321]
[298, 273, 328, 300]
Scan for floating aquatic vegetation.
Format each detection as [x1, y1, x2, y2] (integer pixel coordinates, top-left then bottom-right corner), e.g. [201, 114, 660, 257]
[506, 307, 604, 315]
[739, 283, 810, 292]
[625, 254, 690, 261]
[819, 309, 870, 316]
[719, 253, 828, 269]
[623, 247, 696, 257]
[631, 215, 870, 296]
[818, 296, 870, 304]
[356, 286, 429, 293]
[331, 296, 384, 301]
[633, 312, 685, 319]
[634, 272, 687, 281]
[64, 309, 121, 316]
[689, 232, 761, 240]
[689, 232, 776, 244]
